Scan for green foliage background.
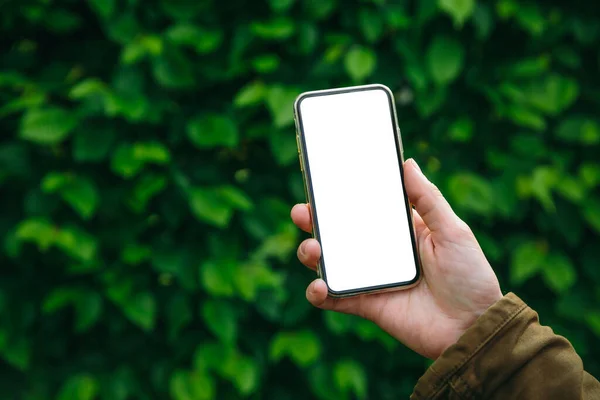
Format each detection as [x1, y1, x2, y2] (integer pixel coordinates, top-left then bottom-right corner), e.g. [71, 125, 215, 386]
[1, 0, 600, 398]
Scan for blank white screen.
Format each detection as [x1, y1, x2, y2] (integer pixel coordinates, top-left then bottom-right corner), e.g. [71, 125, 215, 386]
[299, 87, 417, 293]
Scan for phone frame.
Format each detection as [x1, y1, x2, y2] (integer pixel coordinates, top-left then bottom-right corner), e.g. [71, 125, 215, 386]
[293, 83, 422, 298]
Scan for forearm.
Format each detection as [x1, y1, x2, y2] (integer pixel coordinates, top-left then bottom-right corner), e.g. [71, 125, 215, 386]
[411, 293, 600, 399]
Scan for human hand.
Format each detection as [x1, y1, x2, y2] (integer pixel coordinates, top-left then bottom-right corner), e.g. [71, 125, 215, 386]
[290, 158, 503, 359]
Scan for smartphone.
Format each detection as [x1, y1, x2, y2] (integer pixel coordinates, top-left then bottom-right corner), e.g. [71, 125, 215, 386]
[293, 84, 421, 298]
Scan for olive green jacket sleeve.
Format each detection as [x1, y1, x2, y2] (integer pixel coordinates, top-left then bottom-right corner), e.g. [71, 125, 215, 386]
[411, 293, 600, 399]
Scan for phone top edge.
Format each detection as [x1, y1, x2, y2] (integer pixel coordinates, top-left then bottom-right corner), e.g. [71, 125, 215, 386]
[294, 83, 394, 113]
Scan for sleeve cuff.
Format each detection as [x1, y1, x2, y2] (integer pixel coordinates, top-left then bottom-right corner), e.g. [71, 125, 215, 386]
[411, 293, 529, 399]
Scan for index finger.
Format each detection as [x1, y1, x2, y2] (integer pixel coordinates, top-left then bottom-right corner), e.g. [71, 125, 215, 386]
[291, 203, 313, 233]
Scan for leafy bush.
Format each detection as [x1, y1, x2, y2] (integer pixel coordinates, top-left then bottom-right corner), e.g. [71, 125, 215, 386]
[1, 0, 599, 398]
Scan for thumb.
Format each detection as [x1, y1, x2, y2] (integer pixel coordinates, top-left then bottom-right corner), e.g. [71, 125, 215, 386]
[403, 158, 457, 235]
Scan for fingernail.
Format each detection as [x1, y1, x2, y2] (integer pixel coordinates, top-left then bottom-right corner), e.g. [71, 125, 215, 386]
[299, 241, 306, 257]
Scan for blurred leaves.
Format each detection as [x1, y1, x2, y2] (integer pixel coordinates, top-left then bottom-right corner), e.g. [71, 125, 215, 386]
[438, 0, 475, 27]
[202, 300, 238, 343]
[344, 46, 377, 82]
[189, 186, 252, 227]
[42, 172, 99, 219]
[426, 36, 464, 85]
[1, 1, 599, 399]
[270, 331, 321, 366]
[334, 360, 367, 400]
[58, 374, 99, 400]
[187, 114, 239, 148]
[20, 108, 78, 145]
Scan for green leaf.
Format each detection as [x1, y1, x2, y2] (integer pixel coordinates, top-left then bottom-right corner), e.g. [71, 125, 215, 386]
[417, 0, 439, 25]
[415, 85, 447, 117]
[386, 6, 411, 29]
[0, 91, 46, 118]
[505, 105, 546, 131]
[269, 0, 295, 12]
[234, 81, 267, 108]
[555, 117, 600, 144]
[166, 24, 223, 54]
[526, 74, 579, 115]
[1, 338, 30, 371]
[586, 311, 600, 338]
[231, 357, 260, 395]
[151, 47, 195, 88]
[304, 0, 336, 19]
[74, 291, 103, 333]
[324, 312, 355, 334]
[579, 164, 600, 188]
[111, 142, 169, 179]
[253, 222, 298, 262]
[269, 131, 298, 166]
[87, 0, 115, 18]
[193, 341, 231, 371]
[530, 166, 559, 211]
[252, 54, 281, 73]
[167, 294, 192, 341]
[20, 108, 78, 145]
[251, 18, 295, 40]
[121, 36, 163, 63]
[187, 114, 239, 148]
[298, 22, 319, 54]
[270, 330, 321, 366]
[55, 226, 98, 262]
[515, 3, 545, 36]
[73, 128, 115, 162]
[233, 261, 283, 301]
[189, 187, 233, 227]
[15, 218, 55, 250]
[555, 176, 585, 203]
[426, 36, 465, 85]
[200, 260, 236, 297]
[122, 243, 151, 265]
[309, 365, 343, 400]
[472, 4, 494, 39]
[344, 46, 377, 82]
[129, 173, 168, 212]
[334, 360, 367, 399]
[170, 370, 215, 400]
[122, 292, 156, 331]
[506, 56, 550, 78]
[202, 301, 237, 343]
[448, 117, 474, 142]
[448, 173, 495, 216]
[45, 9, 82, 33]
[215, 186, 253, 211]
[132, 141, 171, 164]
[266, 86, 298, 128]
[510, 240, 547, 285]
[542, 253, 577, 294]
[160, 0, 205, 20]
[358, 9, 384, 43]
[42, 173, 100, 220]
[58, 374, 99, 400]
[583, 199, 600, 234]
[438, 0, 475, 27]
[43, 287, 77, 313]
[69, 78, 108, 99]
[111, 144, 143, 178]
